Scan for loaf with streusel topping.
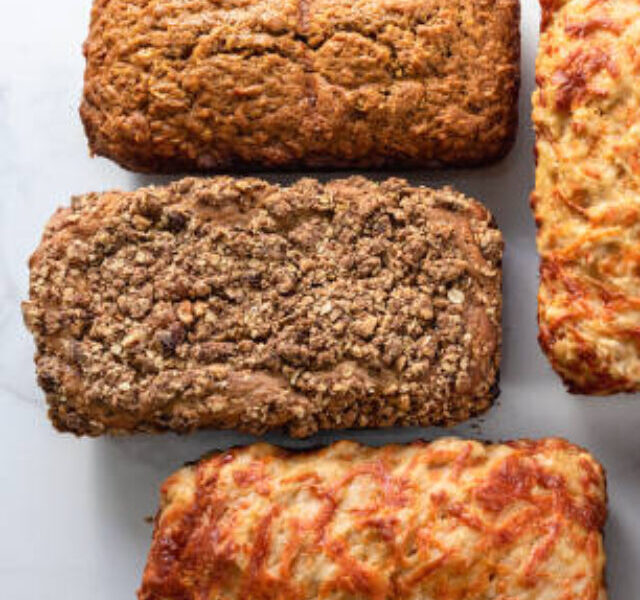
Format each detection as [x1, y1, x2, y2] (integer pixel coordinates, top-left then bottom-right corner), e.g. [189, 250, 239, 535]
[22, 177, 502, 436]
[80, 0, 520, 172]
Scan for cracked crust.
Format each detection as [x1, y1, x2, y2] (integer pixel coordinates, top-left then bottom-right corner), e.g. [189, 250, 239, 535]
[80, 0, 520, 172]
[22, 176, 502, 437]
[138, 438, 608, 600]
[533, 0, 640, 393]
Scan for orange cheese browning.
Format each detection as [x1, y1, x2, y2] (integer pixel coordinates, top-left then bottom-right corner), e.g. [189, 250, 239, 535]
[533, 0, 640, 392]
[139, 438, 607, 600]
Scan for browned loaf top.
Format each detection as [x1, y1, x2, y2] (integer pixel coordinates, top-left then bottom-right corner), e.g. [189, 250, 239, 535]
[23, 177, 502, 437]
[532, 0, 640, 393]
[138, 438, 607, 600]
[80, 0, 520, 172]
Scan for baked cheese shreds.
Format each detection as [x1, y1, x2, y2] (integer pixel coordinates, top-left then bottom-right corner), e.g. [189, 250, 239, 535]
[533, 0, 640, 393]
[139, 438, 607, 600]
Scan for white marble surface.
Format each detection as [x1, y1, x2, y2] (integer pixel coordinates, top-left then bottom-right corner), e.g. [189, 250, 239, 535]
[1, 1, 639, 598]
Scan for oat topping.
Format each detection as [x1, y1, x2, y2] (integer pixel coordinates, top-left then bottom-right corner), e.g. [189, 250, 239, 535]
[23, 176, 502, 437]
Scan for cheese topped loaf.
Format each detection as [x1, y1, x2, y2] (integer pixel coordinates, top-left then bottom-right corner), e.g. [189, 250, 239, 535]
[80, 0, 520, 172]
[532, 0, 640, 392]
[138, 438, 608, 600]
[22, 177, 502, 437]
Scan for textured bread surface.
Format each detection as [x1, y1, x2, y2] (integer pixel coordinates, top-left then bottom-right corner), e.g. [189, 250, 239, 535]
[22, 176, 502, 437]
[80, 0, 520, 172]
[533, 0, 640, 393]
[138, 437, 608, 600]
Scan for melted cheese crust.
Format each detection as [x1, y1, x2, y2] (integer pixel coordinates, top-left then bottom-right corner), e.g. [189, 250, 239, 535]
[533, 0, 640, 392]
[139, 438, 607, 600]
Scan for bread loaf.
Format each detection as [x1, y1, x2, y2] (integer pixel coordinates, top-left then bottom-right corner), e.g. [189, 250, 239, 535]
[22, 177, 502, 436]
[533, 0, 640, 393]
[80, 0, 520, 172]
[139, 438, 608, 600]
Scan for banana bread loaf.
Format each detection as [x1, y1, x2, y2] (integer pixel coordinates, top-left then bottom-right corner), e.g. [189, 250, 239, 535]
[22, 176, 502, 437]
[532, 0, 640, 393]
[80, 0, 520, 172]
[138, 438, 608, 600]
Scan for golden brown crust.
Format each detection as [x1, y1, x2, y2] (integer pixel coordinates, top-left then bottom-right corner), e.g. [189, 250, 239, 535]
[138, 437, 608, 600]
[22, 176, 502, 437]
[80, 0, 520, 172]
[532, 0, 640, 393]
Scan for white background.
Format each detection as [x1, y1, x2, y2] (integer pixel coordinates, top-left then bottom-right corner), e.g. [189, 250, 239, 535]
[1, 1, 639, 598]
